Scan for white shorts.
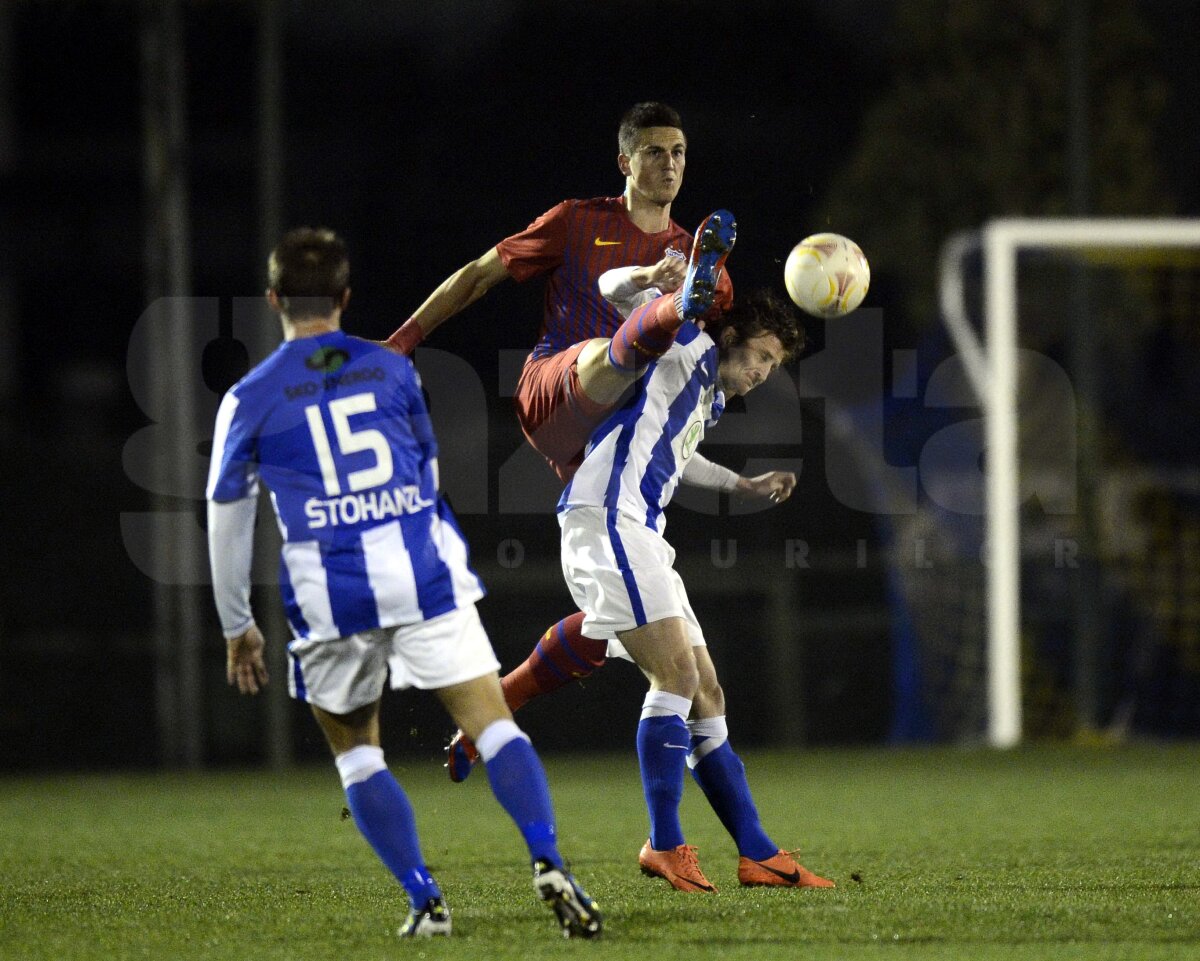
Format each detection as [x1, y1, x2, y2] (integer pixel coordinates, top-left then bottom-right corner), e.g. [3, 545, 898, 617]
[286, 605, 501, 715]
[559, 506, 705, 661]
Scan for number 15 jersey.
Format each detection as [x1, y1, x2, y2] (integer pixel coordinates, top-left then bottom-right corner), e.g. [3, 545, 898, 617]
[206, 330, 483, 641]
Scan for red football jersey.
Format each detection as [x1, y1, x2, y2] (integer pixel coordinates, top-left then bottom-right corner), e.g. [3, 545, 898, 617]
[497, 196, 734, 358]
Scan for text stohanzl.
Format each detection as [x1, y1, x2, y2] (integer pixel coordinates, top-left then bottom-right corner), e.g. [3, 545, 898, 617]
[305, 485, 434, 529]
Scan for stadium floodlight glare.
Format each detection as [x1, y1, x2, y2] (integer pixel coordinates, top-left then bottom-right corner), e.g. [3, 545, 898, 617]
[940, 218, 1200, 747]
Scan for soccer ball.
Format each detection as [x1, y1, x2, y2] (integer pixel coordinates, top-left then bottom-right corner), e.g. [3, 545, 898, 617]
[783, 233, 870, 318]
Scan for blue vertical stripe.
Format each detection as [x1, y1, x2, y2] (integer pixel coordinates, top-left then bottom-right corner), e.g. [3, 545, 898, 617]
[288, 646, 309, 701]
[320, 533, 372, 637]
[602, 370, 655, 511]
[641, 342, 719, 530]
[400, 511, 457, 619]
[278, 556, 311, 639]
[433, 498, 485, 599]
[606, 508, 647, 626]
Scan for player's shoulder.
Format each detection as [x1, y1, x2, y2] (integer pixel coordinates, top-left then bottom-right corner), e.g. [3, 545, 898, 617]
[654, 324, 717, 382]
[225, 343, 289, 400]
[666, 216, 694, 245]
[674, 321, 714, 353]
[341, 331, 409, 363]
[560, 195, 626, 218]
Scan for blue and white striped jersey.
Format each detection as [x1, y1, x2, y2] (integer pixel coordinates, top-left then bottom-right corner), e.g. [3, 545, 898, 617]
[558, 323, 722, 533]
[206, 330, 483, 641]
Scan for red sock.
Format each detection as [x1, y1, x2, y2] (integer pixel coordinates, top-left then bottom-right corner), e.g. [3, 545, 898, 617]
[606, 292, 684, 371]
[500, 613, 608, 711]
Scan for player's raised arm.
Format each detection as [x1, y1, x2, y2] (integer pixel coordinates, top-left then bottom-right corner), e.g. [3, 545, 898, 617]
[597, 251, 687, 317]
[385, 246, 512, 355]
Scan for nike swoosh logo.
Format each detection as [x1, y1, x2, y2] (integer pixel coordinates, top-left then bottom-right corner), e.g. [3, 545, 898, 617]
[756, 862, 801, 884]
[663, 743, 689, 750]
[594, 239, 622, 246]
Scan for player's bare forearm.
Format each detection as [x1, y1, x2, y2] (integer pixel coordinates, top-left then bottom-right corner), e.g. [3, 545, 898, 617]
[384, 248, 510, 353]
[226, 624, 269, 695]
[735, 470, 797, 504]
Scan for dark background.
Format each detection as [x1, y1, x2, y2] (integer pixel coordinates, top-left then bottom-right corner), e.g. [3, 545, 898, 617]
[1, 0, 1197, 768]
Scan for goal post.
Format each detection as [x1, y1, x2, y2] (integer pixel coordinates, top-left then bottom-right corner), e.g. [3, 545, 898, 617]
[940, 218, 1200, 747]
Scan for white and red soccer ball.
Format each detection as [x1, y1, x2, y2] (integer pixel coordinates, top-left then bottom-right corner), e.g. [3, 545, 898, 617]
[783, 233, 870, 318]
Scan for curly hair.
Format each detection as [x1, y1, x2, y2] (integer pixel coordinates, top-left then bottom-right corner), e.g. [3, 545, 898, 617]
[618, 101, 684, 156]
[708, 288, 806, 362]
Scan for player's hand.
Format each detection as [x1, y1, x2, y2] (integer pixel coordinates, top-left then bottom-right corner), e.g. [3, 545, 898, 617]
[735, 471, 797, 504]
[226, 624, 269, 695]
[643, 249, 691, 290]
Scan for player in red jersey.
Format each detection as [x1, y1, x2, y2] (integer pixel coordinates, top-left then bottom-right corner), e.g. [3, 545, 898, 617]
[383, 103, 737, 779]
[384, 101, 733, 482]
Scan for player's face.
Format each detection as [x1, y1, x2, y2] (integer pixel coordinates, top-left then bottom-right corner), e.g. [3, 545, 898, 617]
[717, 331, 786, 397]
[621, 127, 686, 207]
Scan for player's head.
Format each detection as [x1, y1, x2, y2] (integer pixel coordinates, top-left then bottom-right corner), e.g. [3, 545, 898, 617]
[617, 101, 686, 207]
[267, 227, 351, 320]
[710, 289, 805, 397]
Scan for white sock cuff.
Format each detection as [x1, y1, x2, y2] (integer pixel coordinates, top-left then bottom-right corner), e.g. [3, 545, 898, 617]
[475, 718, 531, 763]
[640, 690, 693, 721]
[334, 745, 386, 789]
[686, 716, 729, 739]
[686, 715, 729, 769]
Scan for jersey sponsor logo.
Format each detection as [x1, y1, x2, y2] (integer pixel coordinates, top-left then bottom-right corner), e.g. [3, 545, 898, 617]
[284, 366, 386, 400]
[680, 420, 703, 460]
[593, 238, 622, 246]
[305, 346, 351, 372]
[304, 484, 434, 528]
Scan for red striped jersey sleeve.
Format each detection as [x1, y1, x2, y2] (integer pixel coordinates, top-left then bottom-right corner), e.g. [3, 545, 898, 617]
[496, 201, 571, 282]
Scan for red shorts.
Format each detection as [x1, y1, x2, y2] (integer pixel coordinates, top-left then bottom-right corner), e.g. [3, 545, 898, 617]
[514, 343, 613, 484]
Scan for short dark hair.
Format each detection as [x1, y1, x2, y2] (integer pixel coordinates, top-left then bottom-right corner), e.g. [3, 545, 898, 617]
[268, 227, 350, 318]
[618, 101, 684, 156]
[710, 288, 806, 362]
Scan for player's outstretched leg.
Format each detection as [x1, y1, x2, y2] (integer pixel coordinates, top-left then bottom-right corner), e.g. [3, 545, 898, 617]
[505, 613, 607, 709]
[686, 716, 834, 889]
[446, 613, 606, 783]
[333, 745, 452, 937]
[606, 209, 737, 372]
[478, 719, 603, 938]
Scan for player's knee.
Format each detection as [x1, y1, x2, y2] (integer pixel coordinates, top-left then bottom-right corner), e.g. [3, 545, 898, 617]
[660, 655, 700, 700]
[693, 679, 725, 717]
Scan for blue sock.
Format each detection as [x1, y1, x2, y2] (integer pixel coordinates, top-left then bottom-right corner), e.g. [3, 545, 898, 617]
[345, 769, 442, 907]
[690, 741, 777, 860]
[483, 735, 562, 867]
[637, 714, 689, 850]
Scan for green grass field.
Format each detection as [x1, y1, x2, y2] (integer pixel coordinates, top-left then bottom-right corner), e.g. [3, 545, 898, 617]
[2, 746, 1197, 960]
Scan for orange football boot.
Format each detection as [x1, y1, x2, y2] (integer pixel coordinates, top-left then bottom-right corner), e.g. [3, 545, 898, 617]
[638, 840, 717, 893]
[737, 849, 835, 888]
